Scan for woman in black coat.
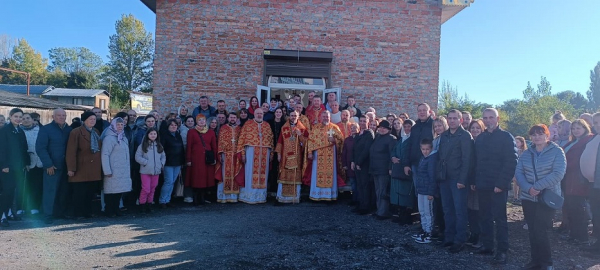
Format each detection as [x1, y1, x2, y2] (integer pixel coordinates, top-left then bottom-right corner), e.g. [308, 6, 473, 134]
[0, 108, 30, 227]
[159, 119, 186, 207]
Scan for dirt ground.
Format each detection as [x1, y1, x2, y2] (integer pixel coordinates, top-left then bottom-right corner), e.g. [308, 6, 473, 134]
[0, 198, 599, 270]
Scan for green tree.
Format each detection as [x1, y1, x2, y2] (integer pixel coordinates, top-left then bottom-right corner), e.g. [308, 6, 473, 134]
[48, 47, 103, 74]
[587, 61, 600, 111]
[504, 96, 574, 137]
[0, 39, 48, 84]
[106, 14, 154, 96]
[555, 90, 588, 116]
[48, 47, 104, 89]
[523, 81, 536, 100]
[438, 80, 491, 119]
[537, 76, 552, 97]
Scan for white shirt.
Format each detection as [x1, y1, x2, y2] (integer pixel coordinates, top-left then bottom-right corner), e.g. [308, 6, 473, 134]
[330, 111, 342, 124]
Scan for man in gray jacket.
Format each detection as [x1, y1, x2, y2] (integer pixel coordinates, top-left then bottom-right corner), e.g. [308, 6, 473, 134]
[437, 109, 474, 253]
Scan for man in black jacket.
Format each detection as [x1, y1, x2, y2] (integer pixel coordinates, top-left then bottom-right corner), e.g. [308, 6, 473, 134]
[351, 115, 375, 215]
[474, 108, 518, 265]
[403, 103, 434, 182]
[437, 109, 474, 253]
[369, 120, 397, 219]
[342, 95, 362, 118]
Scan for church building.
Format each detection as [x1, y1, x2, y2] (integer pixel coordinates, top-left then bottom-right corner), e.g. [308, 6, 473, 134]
[140, 0, 473, 115]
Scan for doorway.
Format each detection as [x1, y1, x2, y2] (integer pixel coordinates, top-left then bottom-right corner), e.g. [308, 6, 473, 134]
[257, 76, 340, 108]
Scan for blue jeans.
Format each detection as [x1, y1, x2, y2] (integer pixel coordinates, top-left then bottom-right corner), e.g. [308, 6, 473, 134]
[439, 179, 468, 244]
[159, 166, 181, 204]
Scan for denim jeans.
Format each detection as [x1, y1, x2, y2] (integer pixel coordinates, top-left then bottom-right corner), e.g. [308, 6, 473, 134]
[159, 166, 181, 204]
[439, 179, 468, 244]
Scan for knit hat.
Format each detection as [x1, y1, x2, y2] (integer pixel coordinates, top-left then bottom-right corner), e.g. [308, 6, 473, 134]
[81, 111, 96, 122]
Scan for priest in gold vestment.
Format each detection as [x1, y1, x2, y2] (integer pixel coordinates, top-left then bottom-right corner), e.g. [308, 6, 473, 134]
[295, 103, 311, 132]
[306, 96, 325, 128]
[304, 110, 345, 201]
[236, 109, 274, 204]
[275, 111, 309, 204]
[216, 113, 243, 203]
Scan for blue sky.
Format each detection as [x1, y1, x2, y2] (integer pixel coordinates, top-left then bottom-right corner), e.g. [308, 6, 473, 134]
[440, 0, 600, 105]
[1, 0, 599, 106]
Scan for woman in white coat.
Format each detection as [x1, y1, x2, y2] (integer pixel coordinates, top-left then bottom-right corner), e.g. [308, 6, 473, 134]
[101, 118, 132, 217]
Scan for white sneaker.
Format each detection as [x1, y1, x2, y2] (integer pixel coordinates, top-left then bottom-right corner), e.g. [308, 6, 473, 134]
[523, 223, 528, 230]
[415, 233, 432, 244]
[412, 231, 425, 239]
[184, 197, 193, 203]
[30, 209, 39, 215]
[16, 210, 24, 215]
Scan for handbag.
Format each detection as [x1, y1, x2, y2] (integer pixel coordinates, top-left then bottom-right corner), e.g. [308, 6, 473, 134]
[198, 131, 216, 165]
[173, 170, 184, 197]
[530, 152, 564, 210]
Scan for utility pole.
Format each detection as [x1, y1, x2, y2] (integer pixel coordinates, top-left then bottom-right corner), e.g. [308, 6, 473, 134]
[0, 67, 30, 95]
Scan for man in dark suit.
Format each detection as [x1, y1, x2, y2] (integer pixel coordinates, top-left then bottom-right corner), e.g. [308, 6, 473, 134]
[351, 115, 375, 215]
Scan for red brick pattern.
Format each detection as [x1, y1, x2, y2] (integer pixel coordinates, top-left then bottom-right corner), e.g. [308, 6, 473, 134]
[153, 0, 441, 117]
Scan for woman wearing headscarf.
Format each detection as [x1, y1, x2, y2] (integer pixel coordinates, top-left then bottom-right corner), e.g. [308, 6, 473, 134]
[66, 111, 103, 219]
[0, 108, 29, 227]
[101, 117, 132, 217]
[185, 114, 217, 205]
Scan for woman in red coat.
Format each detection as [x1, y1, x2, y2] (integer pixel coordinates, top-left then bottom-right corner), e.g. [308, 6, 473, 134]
[186, 114, 217, 205]
[561, 119, 593, 244]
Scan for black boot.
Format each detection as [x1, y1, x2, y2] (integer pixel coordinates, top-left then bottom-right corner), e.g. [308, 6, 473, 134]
[146, 203, 154, 213]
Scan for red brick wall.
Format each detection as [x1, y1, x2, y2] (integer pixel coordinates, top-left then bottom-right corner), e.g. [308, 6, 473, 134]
[153, 0, 441, 118]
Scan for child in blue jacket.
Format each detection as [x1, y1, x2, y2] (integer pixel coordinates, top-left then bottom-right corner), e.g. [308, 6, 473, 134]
[413, 138, 438, 244]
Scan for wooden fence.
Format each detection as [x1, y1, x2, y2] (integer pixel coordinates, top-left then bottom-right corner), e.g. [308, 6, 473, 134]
[0, 106, 85, 125]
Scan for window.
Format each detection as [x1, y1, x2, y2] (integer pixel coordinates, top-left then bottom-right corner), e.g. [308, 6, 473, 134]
[73, 98, 83, 105]
[100, 99, 106, 110]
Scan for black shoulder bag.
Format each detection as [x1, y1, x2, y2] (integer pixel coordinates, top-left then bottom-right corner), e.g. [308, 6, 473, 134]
[530, 152, 564, 210]
[198, 132, 216, 165]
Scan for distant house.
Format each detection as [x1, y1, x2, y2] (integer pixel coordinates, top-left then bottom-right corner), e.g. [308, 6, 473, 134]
[0, 84, 111, 110]
[0, 89, 87, 124]
[42, 88, 110, 110]
[0, 84, 54, 96]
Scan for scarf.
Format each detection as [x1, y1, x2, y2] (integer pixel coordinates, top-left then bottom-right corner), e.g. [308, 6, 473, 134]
[85, 126, 100, 153]
[109, 117, 125, 144]
[20, 123, 36, 131]
[195, 125, 208, 134]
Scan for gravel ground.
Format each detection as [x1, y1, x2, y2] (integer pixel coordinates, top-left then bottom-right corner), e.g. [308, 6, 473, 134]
[1, 198, 599, 270]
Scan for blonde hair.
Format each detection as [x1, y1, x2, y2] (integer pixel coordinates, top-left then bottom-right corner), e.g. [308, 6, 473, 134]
[433, 116, 448, 138]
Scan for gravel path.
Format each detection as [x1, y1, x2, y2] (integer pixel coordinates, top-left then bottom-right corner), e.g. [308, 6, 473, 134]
[1, 200, 599, 270]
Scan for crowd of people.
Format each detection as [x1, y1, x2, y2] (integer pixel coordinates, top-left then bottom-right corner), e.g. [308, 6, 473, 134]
[1, 94, 600, 269]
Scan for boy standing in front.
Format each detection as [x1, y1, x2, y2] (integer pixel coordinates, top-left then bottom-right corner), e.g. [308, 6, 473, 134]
[414, 138, 438, 244]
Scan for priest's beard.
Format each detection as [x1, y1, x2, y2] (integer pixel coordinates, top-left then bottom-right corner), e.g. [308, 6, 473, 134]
[322, 120, 330, 125]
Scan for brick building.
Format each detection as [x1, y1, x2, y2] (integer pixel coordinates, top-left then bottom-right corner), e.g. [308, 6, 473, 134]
[141, 0, 472, 116]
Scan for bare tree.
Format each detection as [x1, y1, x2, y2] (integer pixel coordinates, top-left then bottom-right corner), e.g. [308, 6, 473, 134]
[0, 34, 18, 61]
